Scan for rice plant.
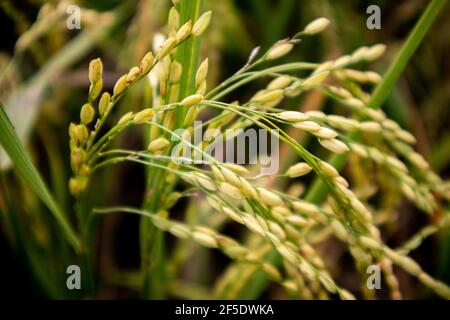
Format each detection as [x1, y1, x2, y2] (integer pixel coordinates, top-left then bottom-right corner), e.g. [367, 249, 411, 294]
[1, 0, 449, 300]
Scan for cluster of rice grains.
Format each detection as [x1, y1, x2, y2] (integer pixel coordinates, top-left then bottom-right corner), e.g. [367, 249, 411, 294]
[69, 2, 450, 300]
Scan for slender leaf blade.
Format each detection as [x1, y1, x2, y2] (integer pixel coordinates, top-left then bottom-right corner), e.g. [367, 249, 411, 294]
[0, 104, 80, 251]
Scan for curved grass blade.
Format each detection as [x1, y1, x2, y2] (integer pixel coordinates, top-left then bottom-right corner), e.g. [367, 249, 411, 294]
[0, 104, 80, 251]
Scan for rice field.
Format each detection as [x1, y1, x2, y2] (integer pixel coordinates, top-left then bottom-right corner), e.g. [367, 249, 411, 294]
[0, 0, 449, 300]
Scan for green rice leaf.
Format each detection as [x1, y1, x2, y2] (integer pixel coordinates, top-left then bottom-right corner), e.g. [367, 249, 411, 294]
[0, 104, 80, 251]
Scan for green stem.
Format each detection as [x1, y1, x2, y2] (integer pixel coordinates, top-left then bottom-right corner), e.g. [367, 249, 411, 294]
[174, 0, 205, 127]
[208, 63, 317, 101]
[140, 0, 205, 299]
